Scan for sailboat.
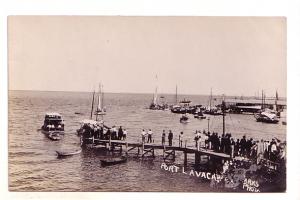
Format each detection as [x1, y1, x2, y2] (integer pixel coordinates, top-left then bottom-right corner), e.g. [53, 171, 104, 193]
[77, 84, 107, 140]
[149, 86, 159, 110]
[94, 83, 106, 120]
[204, 88, 222, 115]
[149, 75, 169, 110]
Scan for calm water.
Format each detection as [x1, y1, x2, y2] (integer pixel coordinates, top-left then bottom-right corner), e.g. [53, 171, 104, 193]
[8, 90, 286, 192]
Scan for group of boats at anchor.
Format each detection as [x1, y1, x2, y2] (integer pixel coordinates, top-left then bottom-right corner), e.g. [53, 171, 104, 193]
[39, 82, 285, 164]
[149, 86, 286, 124]
[39, 84, 126, 166]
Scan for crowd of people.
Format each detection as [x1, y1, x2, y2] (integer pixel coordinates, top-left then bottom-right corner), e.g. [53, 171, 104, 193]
[80, 123, 286, 164]
[80, 124, 127, 141]
[137, 129, 286, 164]
[193, 130, 286, 163]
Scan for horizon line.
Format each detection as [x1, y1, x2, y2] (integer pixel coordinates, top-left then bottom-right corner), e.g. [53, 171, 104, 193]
[8, 89, 286, 99]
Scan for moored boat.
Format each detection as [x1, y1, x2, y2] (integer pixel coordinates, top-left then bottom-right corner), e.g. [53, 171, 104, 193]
[56, 149, 82, 158]
[180, 114, 189, 123]
[100, 156, 127, 166]
[41, 112, 65, 135]
[254, 109, 279, 124]
[194, 110, 206, 119]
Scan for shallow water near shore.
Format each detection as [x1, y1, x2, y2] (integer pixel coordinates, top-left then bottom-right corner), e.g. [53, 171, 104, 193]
[8, 90, 286, 192]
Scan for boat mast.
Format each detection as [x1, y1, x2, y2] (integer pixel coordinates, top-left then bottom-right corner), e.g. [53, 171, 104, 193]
[209, 88, 212, 111]
[222, 94, 226, 135]
[101, 84, 104, 121]
[261, 90, 264, 110]
[96, 83, 101, 121]
[175, 84, 178, 105]
[90, 90, 95, 120]
[275, 90, 278, 112]
[154, 75, 158, 105]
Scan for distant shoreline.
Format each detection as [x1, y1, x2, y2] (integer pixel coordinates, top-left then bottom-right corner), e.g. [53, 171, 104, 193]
[8, 89, 287, 100]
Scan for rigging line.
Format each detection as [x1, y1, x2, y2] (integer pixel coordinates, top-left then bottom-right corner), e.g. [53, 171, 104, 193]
[210, 115, 216, 132]
[228, 113, 236, 132]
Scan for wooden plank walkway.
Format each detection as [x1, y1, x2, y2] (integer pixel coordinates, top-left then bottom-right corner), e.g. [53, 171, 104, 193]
[93, 139, 230, 159]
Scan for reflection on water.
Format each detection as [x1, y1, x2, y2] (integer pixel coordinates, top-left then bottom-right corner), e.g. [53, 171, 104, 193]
[8, 90, 286, 191]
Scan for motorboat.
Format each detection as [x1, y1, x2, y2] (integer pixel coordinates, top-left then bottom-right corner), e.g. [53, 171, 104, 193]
[254, 109, 279, 124]
[41, 112, 65, 134]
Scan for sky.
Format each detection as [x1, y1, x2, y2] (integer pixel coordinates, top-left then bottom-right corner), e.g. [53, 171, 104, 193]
[8, 16, 286, 97]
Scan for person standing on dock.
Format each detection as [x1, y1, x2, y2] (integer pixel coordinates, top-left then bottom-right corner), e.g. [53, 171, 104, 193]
[194, 131, 200, 149]
[141, 129, 146, 143]
[111, 126, 117, 140]
[179, 131, 184, 147]
[118, 126, 123, 140]
[168, 130, 173, 146]
[162, 130, 166, 145]
[147, 129, 153, 143]
[123, 129, 127, 140]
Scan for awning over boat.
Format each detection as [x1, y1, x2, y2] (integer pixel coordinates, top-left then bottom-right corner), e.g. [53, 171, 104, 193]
[261, 111, 277, 119]
[80, 119, 99, 125]
[45, 112, 62, 117]
[236, 105, 261, 110]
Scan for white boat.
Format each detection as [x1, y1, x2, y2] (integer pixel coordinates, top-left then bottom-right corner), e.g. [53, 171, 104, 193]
[254, 109, 279, 124]
[56, 149, 82, 157]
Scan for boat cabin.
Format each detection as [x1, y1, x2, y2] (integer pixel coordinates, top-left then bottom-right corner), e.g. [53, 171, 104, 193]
[42, 112, 64, 131]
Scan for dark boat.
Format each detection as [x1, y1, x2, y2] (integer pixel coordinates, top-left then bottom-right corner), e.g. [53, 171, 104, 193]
[180, 114, 189, 123]
[56, 149, 82, 158]
[194, 110, 206, 119]
[100, 156, 127, 166]
[41, 112, 65, 135]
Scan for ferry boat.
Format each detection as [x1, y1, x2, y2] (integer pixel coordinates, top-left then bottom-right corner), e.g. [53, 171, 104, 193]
[41, 112, 65, 134]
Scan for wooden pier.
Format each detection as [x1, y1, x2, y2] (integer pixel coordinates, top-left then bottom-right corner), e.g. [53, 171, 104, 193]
[91, 139, 231, 166]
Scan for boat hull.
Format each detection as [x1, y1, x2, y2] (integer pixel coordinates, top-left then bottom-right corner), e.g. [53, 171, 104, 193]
[100, 156, 127, 166]
[56, 149, 82, 157]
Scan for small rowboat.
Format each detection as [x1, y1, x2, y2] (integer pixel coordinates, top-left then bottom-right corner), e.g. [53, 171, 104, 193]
[56, 149, 82, 158]
[100, 156, 127, 166]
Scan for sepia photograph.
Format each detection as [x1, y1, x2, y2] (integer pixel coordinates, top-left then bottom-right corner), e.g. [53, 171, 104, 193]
[8, 16, 287, 192]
